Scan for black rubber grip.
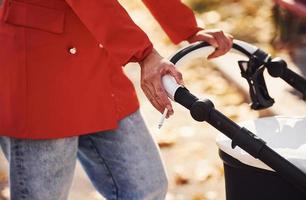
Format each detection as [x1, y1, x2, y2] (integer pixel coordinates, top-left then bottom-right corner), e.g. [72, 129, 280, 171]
[170, 41, 252, 65]
[281, 68, 306, 100]
[174, 87, 198, 109]
[174, 87, 306, 193]
[231, 127, 266, 158]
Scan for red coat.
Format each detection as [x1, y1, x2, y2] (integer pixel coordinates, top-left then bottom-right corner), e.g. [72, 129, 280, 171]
[0, 0, 201, 139]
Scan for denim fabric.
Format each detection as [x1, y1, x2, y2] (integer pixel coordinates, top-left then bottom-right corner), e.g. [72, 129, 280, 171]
[0, 136, 78, 200]
[0, 110, 168, 200]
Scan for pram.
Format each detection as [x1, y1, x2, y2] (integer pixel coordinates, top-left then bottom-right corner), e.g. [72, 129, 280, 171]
[163, 40, 306, 200]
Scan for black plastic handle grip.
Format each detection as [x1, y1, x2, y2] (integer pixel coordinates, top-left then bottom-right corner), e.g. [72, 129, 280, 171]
[281, 68, 306, 100]
[174, 87, 306, 194]
[267, 58, 306, 100]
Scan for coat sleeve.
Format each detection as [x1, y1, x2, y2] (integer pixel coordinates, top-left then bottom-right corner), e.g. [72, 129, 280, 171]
[65, 0, 153, 66]
[142, 0, 202, 44]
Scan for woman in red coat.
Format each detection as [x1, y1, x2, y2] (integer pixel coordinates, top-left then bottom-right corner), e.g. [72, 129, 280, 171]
[0, 0, 232, 199]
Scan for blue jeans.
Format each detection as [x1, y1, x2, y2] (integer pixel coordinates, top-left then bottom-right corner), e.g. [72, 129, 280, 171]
[0, 110, 168, 200]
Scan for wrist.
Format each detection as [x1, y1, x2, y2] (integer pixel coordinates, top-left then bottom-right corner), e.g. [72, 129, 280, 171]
[186, 28, 204, 43]
[139, 48, 162, 69]
[187, 34, 196, 44]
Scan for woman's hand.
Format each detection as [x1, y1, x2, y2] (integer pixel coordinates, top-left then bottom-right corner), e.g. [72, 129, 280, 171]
[187, 29, 234, 59]
[139, 48, 183, 117]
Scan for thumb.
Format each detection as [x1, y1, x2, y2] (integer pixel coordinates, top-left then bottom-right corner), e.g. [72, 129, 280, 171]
[167, 66, 184, 85]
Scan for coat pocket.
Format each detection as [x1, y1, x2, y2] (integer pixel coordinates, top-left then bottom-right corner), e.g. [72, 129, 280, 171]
[3, 0, 65, 34]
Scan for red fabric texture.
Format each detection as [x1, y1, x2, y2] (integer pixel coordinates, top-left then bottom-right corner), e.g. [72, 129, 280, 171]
[0, 0, 200, 139]
[142, 0, 202, 44]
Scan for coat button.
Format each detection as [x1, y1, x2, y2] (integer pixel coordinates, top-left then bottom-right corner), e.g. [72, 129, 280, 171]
[98, 43, 104, 48]
[68, 47, 77, 55]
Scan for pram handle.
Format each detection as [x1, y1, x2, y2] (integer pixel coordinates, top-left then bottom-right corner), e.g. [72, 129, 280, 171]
[282, 68, 306, 100]
[266, 57, 306, 100]
[163, 39, 306, 107]
[163, 39, 259, 100]
[173, 86, 306, 193]
[163, 39, 306, 193]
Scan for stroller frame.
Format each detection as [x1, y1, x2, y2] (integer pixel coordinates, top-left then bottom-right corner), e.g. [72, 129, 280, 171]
[163, 40, 306, 195]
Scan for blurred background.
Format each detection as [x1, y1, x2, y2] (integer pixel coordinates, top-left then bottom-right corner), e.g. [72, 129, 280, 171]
[0, 0, 306, 199]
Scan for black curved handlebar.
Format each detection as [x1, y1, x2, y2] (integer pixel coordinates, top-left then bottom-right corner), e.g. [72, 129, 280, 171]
[170, 40, 306, 109]
[169, 40, 306, 194]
